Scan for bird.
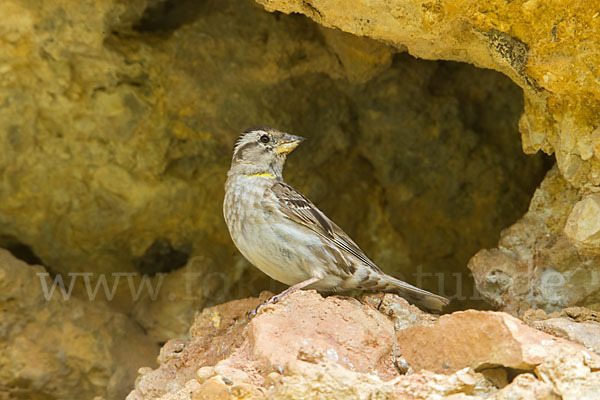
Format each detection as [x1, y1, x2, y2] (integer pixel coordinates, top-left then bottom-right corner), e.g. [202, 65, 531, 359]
[223, 126, 449, 316]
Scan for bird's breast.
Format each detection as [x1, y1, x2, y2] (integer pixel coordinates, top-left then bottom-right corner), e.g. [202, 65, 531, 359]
[223, 175, 316, 285]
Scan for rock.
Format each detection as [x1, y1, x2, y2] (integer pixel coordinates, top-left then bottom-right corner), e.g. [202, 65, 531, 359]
[127, 296, 262, 400]
[396, 310, 600, 373]
[127, 291, 419, 399]
[359, 292, 438, 331]
[246, 291, 395, 377]
[254, 0, 600, 189]
[492, 373, 558, 400]
[270, 360, 495, 400]
[130, 259, 248, 343]
[533, 318, 600, 355]
[318, 26, 395, 84]
[536, 352, 600, 400]
[127, 291, 600, 399]
[522, 307, 600, 355]
[469, 166, 600, 313]
[0, 249, 158, 399]
[564, 193, 600, 251]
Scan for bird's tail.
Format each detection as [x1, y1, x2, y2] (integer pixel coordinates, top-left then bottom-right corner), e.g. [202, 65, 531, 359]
[370, 274, 449, 312]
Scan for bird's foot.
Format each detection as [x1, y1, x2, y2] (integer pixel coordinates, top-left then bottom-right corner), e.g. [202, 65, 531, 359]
[247, 307, 258, 320]
[247, 277, 322, 320]
[248, 294, 283, 320]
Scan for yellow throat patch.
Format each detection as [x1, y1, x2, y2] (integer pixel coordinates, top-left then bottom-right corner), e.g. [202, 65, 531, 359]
[246, 173, 275, 179]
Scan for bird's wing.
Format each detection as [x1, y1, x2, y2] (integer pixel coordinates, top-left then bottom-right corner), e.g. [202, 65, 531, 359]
[267, 181, 382, 273]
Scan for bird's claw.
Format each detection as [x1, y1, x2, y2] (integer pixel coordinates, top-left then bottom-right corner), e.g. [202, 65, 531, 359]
[248, 295, 283, 320]
[248, 307, 258, 320]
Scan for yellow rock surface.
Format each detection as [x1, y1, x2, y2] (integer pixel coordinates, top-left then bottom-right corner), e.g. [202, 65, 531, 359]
[255, 0, 600, 187]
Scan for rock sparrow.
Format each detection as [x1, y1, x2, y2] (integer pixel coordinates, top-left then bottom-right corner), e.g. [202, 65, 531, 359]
[223, 127, 449, 315]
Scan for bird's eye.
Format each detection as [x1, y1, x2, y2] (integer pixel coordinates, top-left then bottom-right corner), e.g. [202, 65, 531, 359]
[260, 135, 270, 143]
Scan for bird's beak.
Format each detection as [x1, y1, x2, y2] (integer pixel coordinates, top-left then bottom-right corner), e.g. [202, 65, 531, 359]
[275, 134, 305, 155]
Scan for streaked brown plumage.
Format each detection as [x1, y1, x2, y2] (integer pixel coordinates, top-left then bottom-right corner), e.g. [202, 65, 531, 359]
[223, 126, 449, 314]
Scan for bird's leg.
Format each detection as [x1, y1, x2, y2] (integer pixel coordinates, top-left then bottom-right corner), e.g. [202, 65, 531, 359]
[248, 277, 321, 319]
[270, 276, 321, 304]
[377, 292, 386, 310]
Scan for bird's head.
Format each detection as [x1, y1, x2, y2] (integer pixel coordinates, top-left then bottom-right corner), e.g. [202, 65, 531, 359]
[229, 127, 305, 178]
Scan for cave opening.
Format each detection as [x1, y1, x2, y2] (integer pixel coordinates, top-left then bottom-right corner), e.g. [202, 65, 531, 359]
[116, 0, 553, 311]
[0, 0, 543, 314]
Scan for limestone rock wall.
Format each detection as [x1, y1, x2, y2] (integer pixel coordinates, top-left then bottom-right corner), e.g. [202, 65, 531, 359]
[470, 166, 600, 314]
[0, 250, 158, 399]
[255, 0, 600, 188]
[0, 0, 546, 322]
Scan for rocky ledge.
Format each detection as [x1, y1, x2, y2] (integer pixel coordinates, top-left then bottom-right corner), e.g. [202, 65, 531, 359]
[127, 290, 600, 400]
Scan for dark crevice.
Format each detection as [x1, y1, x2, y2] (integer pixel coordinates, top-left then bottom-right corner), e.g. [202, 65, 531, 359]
[133, 0, 210, 34]
[477, 365, 533, 388]
[0, 236, 44, 266]
[505, 367, 533, 382]
[135, 239, 190, 277]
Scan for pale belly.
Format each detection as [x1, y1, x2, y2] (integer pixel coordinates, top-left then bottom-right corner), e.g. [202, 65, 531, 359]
[224, 176, 343, 288]
[235, 220, 318, 285]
